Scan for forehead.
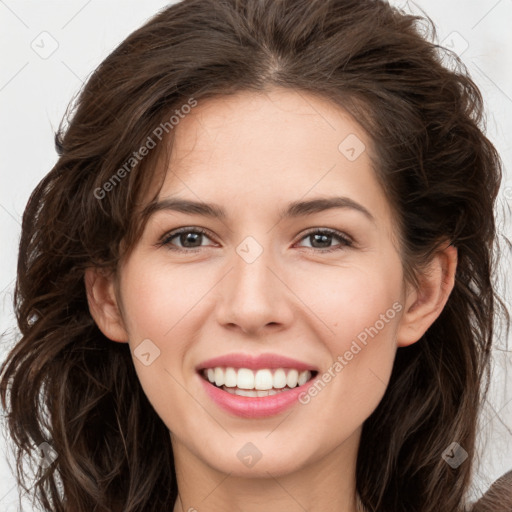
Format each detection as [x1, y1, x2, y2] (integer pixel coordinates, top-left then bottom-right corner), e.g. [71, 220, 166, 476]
[150, 88, 393, 227]
[169, 88, 365, 169]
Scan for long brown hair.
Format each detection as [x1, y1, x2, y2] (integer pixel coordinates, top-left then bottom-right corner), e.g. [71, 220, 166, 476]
[1, 1, 509, 511]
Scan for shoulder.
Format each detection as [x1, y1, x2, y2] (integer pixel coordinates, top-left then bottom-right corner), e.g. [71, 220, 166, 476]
[470, 471, 512, 512]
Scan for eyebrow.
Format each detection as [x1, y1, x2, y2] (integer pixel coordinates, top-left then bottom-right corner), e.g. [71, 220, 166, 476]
[143, 196, 375, 222]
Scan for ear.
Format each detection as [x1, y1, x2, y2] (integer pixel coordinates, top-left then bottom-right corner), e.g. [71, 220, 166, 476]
[84, 267, 129, 343]
[396, 244, 457, 347]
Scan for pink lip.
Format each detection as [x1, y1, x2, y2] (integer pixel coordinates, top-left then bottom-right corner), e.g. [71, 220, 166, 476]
[198, 374, 317, 418]
[196, 353, 318, 372]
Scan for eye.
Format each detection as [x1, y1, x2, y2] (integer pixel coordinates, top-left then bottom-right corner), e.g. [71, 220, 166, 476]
[157, 226, 353, 254]
[295, 228, 353, 253]
[158, 227, 217, 252]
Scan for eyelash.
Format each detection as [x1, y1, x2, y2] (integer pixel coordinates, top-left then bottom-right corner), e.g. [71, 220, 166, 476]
[157, 227, 354, 254]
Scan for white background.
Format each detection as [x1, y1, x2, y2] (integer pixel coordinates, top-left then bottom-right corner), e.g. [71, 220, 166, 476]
[0, 0, 511, 510]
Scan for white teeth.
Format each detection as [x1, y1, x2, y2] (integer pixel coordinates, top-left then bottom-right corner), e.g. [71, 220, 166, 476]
[273, 368, 287, 389]
[254, 369, 273, 390]
[235, 388, 256, 397]
[286, 369, 299, 388]
[298, 371, 309, 386]
[237, 368, 255, 389]
[220, 386, 287, 397]
[214, 367, 224, 387]
[203, 367, 313, 391]
[224, 367, 238, 387]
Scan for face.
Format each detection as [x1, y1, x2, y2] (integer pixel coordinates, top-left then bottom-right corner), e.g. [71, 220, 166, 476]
[93, 88, 415, 478]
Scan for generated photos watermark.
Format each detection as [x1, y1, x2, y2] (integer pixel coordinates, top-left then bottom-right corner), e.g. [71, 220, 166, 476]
[298, 301, 403, 404]
[94, 97, 198, 200]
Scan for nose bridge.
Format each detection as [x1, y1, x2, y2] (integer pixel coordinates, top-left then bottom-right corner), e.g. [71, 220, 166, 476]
[216, 234, 292, 333]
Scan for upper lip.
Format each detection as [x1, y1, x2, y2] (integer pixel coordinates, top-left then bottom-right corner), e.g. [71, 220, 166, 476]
[196, 353, 318, 372]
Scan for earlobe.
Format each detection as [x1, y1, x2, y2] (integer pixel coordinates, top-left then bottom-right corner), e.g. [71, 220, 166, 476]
[396, 244, 457, 347]
[84, 267, 129, 343]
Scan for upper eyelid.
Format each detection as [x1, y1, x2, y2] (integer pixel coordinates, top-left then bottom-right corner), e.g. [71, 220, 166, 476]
[299, 227, 353, 243]
[159, 226, 217, 246]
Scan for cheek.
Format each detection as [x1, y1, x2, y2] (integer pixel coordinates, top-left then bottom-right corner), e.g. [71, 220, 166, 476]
[117, 263, 204, 397]
[289, 252, 404, 344]
[118, 262, 208, 429]
[119, 261, 208, 340]
[290, 255, 403, 419]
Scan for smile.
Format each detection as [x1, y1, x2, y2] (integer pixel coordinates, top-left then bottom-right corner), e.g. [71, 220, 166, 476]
[198, 366, 318, 419]
[201, 367, 316, 397]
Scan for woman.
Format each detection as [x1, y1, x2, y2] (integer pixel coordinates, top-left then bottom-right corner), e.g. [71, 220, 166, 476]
[1, 0, 510, 511]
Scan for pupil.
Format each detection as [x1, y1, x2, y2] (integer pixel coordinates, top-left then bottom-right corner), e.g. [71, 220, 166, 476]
[182, 232, 201, 247]
[312, 233, 331, 248]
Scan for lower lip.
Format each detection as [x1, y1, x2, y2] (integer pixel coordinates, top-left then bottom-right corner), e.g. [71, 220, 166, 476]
[198, 374, 317, 418]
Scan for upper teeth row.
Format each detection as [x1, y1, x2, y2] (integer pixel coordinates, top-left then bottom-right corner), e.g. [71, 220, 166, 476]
[204, 367, 312, 390]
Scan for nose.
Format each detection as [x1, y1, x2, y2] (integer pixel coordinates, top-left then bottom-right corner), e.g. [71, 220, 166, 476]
[215, 240, 294, 336]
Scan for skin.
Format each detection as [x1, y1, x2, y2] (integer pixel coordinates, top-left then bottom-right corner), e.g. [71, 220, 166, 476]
[85, 87, 457, 512]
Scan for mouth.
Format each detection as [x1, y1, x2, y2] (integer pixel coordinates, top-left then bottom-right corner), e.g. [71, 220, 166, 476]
[199, 367, 319, 397]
